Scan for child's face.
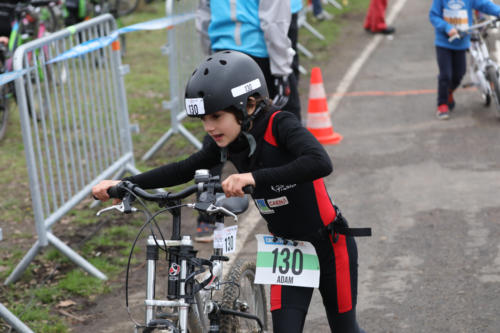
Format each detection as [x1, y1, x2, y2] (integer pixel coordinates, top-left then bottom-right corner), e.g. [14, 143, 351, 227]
[201, 110, 241, 147]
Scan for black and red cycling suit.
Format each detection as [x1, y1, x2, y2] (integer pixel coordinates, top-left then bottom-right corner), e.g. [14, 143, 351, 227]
[125, 109, 365, 333]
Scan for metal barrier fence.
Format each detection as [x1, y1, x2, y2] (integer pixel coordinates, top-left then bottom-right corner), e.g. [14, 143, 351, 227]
[141, 0, 204, 161]
[0, 303, 34, 333]
[5, 14, 141, 285]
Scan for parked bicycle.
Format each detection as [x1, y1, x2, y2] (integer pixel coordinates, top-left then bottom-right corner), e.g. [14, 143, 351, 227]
[96, 169, 268, 333]
[450, 17, 500, 117]
[0, 0, 62, 140]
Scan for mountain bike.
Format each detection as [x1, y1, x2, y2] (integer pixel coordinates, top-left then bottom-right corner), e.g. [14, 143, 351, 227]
[96, 169, 268, 333]
[450, 17, 500, 118]
[0, 1, 62, 139]
[7, 1, 67, 120]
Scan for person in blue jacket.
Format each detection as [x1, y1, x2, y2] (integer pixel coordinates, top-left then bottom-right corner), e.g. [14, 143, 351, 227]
[197, 0, 301, 121]
[429, 0, 500, 120]
[290, 0, 303, 82]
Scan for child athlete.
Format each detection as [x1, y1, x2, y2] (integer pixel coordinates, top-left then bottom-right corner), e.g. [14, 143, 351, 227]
[430, 0, 500, 119]
[92, 50, 368, 333]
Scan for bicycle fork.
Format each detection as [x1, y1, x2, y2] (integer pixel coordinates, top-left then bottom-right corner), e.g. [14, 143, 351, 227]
[143, 235, 193, 333]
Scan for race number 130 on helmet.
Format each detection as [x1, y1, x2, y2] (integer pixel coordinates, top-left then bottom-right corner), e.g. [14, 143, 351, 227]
[184, 50, 269, 120]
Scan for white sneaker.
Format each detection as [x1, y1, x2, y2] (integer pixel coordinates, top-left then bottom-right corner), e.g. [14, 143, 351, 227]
[315, 10, 334, 21]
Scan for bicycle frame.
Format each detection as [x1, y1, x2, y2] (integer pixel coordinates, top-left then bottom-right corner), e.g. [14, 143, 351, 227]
[6, 2, 49, 73]
[468, 28, 497, 97]
[99, 175, 263, 333]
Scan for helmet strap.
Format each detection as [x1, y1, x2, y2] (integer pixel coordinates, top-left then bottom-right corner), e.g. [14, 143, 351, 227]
[239, 101, 265, 157]
[242, 131, 256, 157]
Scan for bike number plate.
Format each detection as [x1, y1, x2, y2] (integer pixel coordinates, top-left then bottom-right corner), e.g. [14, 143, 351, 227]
[254, 234, 320, 288]
[213, 225, 238, 254]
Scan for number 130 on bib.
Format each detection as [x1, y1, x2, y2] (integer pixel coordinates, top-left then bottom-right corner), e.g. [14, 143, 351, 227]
[254, 234, 320, 288]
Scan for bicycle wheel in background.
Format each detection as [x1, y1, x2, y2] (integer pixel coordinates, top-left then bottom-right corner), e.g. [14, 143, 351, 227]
[220, 259, 268, 333]
[0, 85, 8, 140]
[39, 3, 61, 33]
[115, 0, 139, 17]
[486, 65, 500, 117]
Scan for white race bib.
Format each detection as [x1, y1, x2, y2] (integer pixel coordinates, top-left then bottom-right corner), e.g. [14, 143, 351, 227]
[185, 98, 205, 116]
[213, 225, 238, 254]
[254, 234, 320, 288]
[443, 8, 468, 30]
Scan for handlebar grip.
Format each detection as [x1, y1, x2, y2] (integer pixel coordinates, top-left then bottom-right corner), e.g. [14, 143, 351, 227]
[448, 34, 460, 43]
[213, 183, 254, 195]
[243, 185, 254, 195]
[107, 184, 125, 199]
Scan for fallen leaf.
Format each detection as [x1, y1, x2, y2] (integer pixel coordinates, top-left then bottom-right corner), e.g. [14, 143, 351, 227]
[57, 300, 76, 308]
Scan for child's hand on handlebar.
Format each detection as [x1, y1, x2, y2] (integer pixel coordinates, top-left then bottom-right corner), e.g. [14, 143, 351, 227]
[92, 180, 122, 203]
[448, 28, 458, 38]
[222, 173, 255, 197]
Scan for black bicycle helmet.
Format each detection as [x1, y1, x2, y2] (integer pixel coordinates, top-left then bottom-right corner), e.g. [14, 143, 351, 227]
[184, 50, 268, 120]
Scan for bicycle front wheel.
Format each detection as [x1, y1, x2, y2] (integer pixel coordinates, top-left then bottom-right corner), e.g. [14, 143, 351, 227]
[115, 0, 139, 17]
[486, 65, 500, 117]
[220, 259, 268, 333]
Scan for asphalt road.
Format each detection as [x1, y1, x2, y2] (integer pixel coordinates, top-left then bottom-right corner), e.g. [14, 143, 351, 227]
[234, 0, 500, 332]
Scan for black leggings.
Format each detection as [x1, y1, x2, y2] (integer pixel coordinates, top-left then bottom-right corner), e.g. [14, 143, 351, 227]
[270, 229, 364, 333]
[435, 46, 466, 106]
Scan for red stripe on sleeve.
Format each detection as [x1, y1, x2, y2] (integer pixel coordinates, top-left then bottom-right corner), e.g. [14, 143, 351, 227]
[264, 111, 280, 147]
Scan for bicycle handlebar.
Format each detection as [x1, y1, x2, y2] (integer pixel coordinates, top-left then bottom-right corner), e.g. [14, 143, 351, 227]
[448, 17, 500, 42]
[107, 180, 254, 202]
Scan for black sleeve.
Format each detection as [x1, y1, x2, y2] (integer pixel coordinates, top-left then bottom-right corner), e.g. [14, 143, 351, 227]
[251, 111, 333, 186]
[123, 139, 221, 189]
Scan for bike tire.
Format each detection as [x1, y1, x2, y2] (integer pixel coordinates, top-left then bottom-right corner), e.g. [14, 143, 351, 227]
[41, 6, 62, 32]
[220, 259, 268, 333]
[486, 65, 500, 117]
[116, 0, 139, 17]
[0, 85, 9, 140]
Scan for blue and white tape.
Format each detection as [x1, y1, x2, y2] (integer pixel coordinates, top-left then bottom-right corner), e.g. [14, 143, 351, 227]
[0, 68, 29, 86]
[47, 30, 119, 64]
[1, 13, 197, 84]
[117, 13, 196, 34]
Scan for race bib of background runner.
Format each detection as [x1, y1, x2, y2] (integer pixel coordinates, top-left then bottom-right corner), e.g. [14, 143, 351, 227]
[443, 8, 468, 30]
[254, 234, 320, 288]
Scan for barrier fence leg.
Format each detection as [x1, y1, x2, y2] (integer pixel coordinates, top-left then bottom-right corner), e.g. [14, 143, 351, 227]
[4, 241, 41, 285]
[47, 233, 107, 281]
[302, 20, 326, 40]
[326, 0, 343, 10]
[141, 111, 202, 162]
[297, 42, 314, 59]
[0, 303, 34, 333]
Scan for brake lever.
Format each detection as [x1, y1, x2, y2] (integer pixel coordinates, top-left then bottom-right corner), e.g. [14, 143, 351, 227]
[206, 204, 238, 222]
[96, 202, 137, 216]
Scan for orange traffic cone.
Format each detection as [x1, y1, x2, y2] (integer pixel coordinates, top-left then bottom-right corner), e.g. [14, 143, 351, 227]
[306, 67, 343, 145]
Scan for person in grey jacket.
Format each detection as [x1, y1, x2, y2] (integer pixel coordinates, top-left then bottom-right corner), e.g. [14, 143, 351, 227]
[196, 0, 301, 121]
